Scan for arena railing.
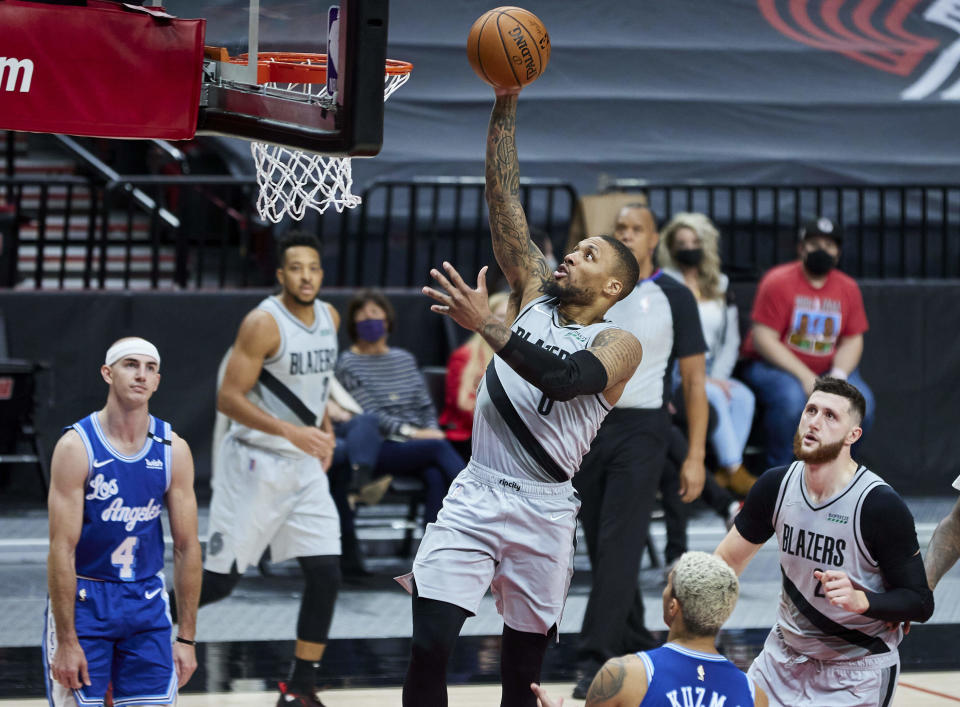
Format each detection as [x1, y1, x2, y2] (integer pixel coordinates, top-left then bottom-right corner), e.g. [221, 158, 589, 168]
[606, 180, 960, 280]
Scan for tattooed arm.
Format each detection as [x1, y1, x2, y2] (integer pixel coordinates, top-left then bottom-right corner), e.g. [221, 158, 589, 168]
[485, 92, 550, 307]
[926, 497, 960, 589]
[584, 655, 648, 706]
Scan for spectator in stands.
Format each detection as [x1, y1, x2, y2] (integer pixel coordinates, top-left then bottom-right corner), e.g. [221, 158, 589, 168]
[336, 289, 463, 527]
[741, 218, 874, 469]
[658, 212, 757, 496]
[438, 291, 511, 460]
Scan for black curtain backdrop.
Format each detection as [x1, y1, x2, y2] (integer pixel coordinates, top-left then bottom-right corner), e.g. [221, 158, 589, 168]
[2, 283, 958, 495]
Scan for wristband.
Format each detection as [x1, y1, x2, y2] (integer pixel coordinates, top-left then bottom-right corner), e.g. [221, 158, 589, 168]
[176, 636, 197, 646]
[828, 367, 848, 380]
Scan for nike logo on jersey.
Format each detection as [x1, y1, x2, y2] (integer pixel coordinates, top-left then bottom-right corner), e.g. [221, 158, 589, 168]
[93, 459, 114, 468]
[550, 512, 570, 521]
[145, 587, 163, 600]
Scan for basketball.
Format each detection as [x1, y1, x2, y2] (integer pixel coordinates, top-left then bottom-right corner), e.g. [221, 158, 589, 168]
[467, 7, 551, 90]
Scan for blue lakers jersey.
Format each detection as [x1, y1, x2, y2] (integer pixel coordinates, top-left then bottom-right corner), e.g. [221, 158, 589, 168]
[68, 413, 171, 582]
[638, 643, 755, 707]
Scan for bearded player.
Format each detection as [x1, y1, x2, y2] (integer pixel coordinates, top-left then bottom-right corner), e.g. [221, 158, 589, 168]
[715, 377, 933, 707]
[398, 88, 643, 707]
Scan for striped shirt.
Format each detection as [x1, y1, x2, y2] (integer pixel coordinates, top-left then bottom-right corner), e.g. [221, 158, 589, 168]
[335, 348, 439, 436]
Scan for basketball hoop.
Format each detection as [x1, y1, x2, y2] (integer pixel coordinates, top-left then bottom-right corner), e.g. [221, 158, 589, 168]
[231, 52, 412, 223]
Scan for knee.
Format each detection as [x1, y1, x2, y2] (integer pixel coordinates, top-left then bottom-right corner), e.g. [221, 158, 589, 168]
[201, 567, 241, 605]
[299, 554, 342, 591]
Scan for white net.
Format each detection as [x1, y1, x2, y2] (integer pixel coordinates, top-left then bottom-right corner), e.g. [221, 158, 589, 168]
[252, 68, 411, 224]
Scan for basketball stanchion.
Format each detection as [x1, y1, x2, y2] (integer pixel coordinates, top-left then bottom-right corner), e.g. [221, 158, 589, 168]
[225, 52, 412, 223]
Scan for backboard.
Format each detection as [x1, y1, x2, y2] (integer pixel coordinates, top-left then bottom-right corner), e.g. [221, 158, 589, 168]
[185, 0, 391, 157]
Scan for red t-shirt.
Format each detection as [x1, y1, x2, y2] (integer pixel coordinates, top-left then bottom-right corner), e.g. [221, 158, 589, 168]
[742, 261, 869, 374]
[438, 344, 476, 442]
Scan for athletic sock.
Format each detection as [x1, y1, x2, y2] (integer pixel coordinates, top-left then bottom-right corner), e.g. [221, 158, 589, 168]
[287, 657, 318, 693]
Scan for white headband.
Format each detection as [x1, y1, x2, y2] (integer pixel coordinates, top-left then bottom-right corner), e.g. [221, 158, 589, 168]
[105, 338, 161, 368]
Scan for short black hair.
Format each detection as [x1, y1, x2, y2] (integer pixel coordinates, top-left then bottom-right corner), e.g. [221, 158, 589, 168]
[813, 376, 866, 423]
[597, 235, 641, 301]
[276, 231, 322, 266]
[346, 289, 395, 342]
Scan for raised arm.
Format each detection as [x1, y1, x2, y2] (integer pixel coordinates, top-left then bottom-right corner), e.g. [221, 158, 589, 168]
[926, 497, 960, 589]
[485, 93, 549, 305]
[47, 431, 91, 690]
[166, 432, 201, 688]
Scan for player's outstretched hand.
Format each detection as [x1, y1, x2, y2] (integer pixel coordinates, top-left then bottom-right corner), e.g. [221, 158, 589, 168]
[173, 641, 197, 688]
[813, 569, 869, 614]
[423, 262, 493, 333]
[52, 639, 90, 689]
[530, 682, 563, 707]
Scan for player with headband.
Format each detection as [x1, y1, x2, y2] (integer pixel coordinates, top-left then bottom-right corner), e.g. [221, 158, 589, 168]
[44, 336, 201, 706]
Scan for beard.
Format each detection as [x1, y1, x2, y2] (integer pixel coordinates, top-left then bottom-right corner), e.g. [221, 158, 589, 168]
[283, 284, 317, 306]
[541, 278, 594, 305]
[792, 431, 845, 464]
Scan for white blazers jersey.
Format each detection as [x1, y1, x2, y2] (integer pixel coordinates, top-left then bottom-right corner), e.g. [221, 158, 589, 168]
[472, 295, 617, 483]
[230, 296, 338, 458]
[773, 462, 902, 662]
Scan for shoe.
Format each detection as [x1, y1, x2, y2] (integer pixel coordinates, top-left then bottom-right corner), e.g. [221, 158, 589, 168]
[276, 682, 326, 706]
[727, 465, 757, 497]
[356, 474, 393, 506]
[572, 671, 595, 700]
[725, 500, 744, 531]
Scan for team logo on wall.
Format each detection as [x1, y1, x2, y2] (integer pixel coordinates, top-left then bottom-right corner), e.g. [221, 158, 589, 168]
[757, 0, 960, 100]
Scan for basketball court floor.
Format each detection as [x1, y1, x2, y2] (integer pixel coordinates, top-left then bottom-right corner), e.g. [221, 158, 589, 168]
[2, 497, 959, 705]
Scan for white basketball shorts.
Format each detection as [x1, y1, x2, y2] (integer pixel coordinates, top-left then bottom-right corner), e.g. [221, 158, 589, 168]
[205, 431, 340, 574]
[748, 625, 900, 707]
[397, 459, 580, 636]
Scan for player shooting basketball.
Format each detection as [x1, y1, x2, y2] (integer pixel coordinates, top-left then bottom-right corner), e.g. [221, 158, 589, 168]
[397, 78, 643, 704]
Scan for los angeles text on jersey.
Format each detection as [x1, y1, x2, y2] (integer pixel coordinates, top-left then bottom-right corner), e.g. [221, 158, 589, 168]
[87, 472, 161, 531]
[289, 347, 336, 375]
[665, 685, 743, 707]
[514, 325, 572, 358]
[781, 522, 846, 567]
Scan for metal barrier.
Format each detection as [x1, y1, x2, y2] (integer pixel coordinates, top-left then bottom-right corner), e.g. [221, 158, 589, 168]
[330, 176, 578, 287]
[608, 180, 960, 279]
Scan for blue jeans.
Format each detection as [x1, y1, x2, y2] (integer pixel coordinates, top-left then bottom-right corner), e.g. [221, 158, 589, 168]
[741, 360, 875, 469]
[376, 438, 464, 526]
[705, 378, 756, 469]
[332, 412, 383, 471]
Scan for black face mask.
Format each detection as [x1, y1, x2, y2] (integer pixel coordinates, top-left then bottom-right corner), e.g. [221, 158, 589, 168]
[803, 248, 837, 276]
[674, 248, 704, 267]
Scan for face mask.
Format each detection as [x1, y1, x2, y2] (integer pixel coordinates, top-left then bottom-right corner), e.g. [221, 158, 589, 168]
[674, 248, 704, 267]
[356, 319, 386, 342]
[803, 248, 837, 276]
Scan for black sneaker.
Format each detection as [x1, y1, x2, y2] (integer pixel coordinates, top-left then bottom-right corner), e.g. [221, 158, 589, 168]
[276, 681, 326, 707]
[572, 671, 595, 699]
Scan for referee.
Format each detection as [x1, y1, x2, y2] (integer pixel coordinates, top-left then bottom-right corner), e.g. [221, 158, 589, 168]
[572, 204, 709, 698]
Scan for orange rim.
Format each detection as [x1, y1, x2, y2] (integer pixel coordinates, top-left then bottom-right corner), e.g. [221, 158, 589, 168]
[231, 52, 413, 85]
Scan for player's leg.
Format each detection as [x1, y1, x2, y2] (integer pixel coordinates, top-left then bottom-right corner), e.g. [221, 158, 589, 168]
[278, 554, 342, 695]
[399, 469, 498, 704]
[270, 455, 342, 702]
[43, 588, 114, 707]
[403, 588, 471, 707]
[500, 625, 549, 707]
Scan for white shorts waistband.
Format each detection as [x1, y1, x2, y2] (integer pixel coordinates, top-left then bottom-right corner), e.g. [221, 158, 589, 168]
[465, 459, 574, 498]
